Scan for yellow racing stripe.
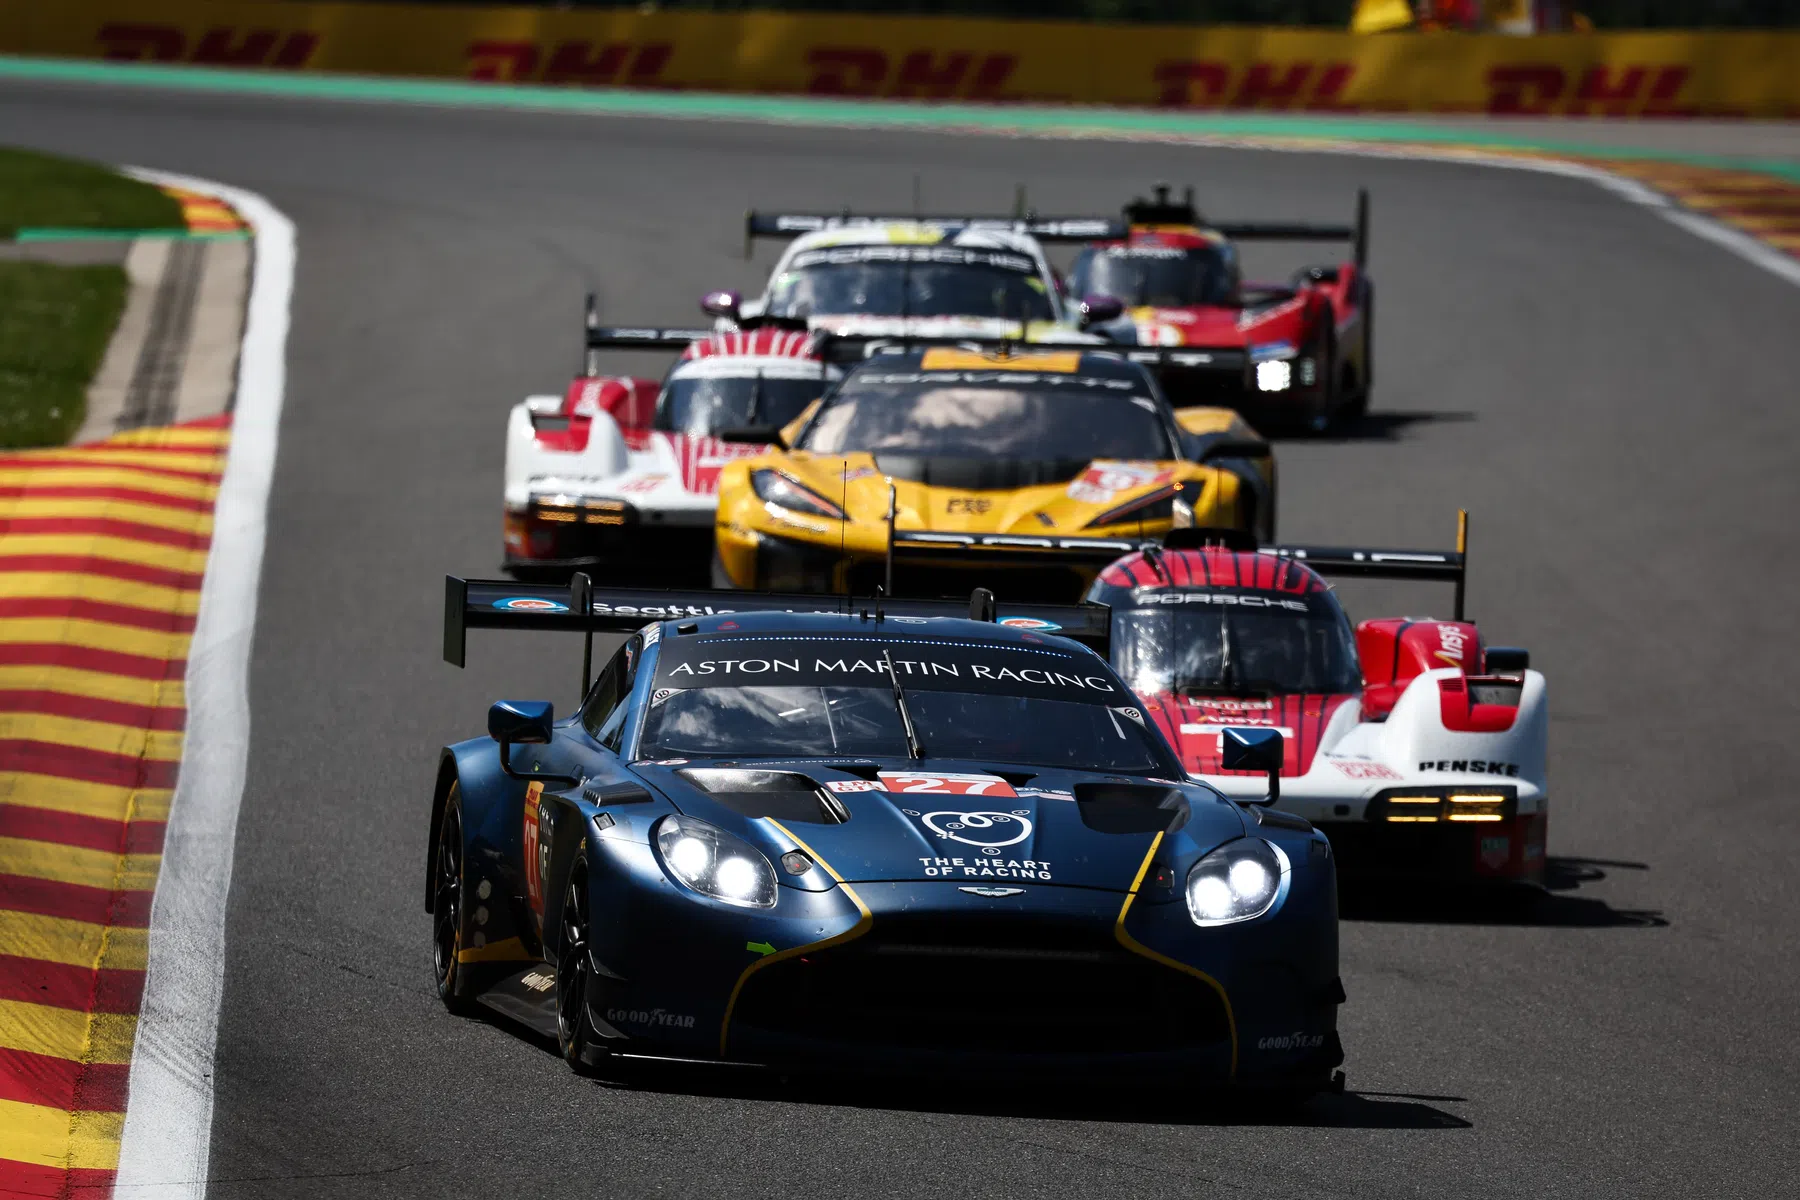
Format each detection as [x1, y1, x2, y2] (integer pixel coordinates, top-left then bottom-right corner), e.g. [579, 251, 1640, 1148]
[0, 466, 221, 503]
[0, 535, 211, 574]
[0, 776, 172, 823]
[0, 999, 137, 1065]
[0, 497, 215, 536]
[0, 618, 196, 662]
[0, 572, 201, 615]
[0, 712, 183, 762]
[0, 911, 147, 972]
[0, 1099, 124, 1172]
[0, 839, 161, 893]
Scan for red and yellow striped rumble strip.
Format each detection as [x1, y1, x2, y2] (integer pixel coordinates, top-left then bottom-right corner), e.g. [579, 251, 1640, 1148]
[0, 418, 227, 1199]
[160, 186, 248, 237]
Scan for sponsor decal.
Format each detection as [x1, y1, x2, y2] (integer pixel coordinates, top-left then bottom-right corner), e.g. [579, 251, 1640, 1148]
[1116, 707, 1146, 725]
[1480, 835, 1512, 870]
[746, 940, 777, 957]
[523, 781, 547, 919]
[1330, 759, 1403, 780]
[881, 772, 1018, 797]
[1068, 461, 1175, 505]
[663, 656, 1117, 693]
[999, 616, 1061, 632]
[842, 465, 878, 482]
[946, 496, 993, 515]
[919, 853, 1051, 881]
[959, 886, 1026, 898]
[824, 778, 885, 793]
[919, 809, 1032, 848]
[1136, 590, 1309, 613]
[1434, 623, 1470, 669]
[1419, 759, 1520, 777]
[494, 595, 569, 612]
[1191, 697, 1274, 712]
[641, 622, 661, 646]
[1257, 1032, 1327, 1051]
[520, 969, 555, 993]
[616, 474, 668, 494]
[606, 1007, 697, 1029]
[650, 688, 678, 707]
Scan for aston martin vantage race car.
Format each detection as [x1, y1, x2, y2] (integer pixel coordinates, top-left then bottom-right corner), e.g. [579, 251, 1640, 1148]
[503, 299, 836, 579]
[431, 575, 1344, 1091]
[710, 341, 1275, 601]
[1072, 185, 1373, 431]
[1087, 518, 1548, 886]
[707, 210, 1121, 343]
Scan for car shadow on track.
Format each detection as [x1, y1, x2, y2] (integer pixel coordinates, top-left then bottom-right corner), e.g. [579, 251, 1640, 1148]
[1265, 409, 1477, 444]
[567, 1062, 1472, 1130]
[1339, 856, 1667, 928]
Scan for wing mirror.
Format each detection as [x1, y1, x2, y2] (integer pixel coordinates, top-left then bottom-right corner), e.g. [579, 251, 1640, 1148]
[1484, 646, 1530, 673]
[1198, 438, 1270, 463]
[700, 289, 742, 321]
[490, 700, 578, 785]
[1221, 726, 1284, 806]
[1078, 293, 1123, 327]
[715, 424, 784, 446]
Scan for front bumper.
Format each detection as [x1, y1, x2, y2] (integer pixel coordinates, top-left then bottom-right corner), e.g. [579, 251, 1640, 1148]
[582, 839, 1341, 1086]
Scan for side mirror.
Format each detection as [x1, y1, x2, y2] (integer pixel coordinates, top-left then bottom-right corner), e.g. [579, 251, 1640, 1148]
[490, 701, 582, 786]
[700, 289, 741, 321]
[1078, 293, 1123, 326]
[1484, 646, 1530, 673]
[1198, 438, 1270, 463]
[716, 424, 783, 446]
[490, 699, 554, 745]
[1221, 726, 1284, 806]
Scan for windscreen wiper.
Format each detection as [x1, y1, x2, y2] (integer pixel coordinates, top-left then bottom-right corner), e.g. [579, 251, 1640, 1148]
[882, 647, 925, 760]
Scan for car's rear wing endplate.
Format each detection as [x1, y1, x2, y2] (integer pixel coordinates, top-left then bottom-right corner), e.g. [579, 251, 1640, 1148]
[444, 575, 1113, 674]
[744, 211, 1128, 254]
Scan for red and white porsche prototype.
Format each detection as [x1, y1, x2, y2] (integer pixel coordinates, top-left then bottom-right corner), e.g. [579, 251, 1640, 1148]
[1087, 521, 1549, 887]
[502, 305, 836, 579]
[1070, 185, 1374, 432]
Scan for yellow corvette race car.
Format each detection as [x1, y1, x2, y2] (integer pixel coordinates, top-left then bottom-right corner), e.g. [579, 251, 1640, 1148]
[712, 344, 1274, 601]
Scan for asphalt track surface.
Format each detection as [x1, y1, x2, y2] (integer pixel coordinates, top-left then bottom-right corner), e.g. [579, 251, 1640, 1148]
[5, 81, 1800, 1198]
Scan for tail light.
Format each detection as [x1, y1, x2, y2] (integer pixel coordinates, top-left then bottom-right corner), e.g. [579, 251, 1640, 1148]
[1367, 786, 1517, 824]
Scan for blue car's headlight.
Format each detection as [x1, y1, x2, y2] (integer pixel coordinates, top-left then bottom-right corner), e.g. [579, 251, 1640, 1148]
[1185, 838, 1290, 926]
[655, 815, 778, 908]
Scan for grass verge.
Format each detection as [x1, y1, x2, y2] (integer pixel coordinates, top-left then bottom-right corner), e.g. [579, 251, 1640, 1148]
[0, 261, 128, 448]
[0, 146, 183, 238]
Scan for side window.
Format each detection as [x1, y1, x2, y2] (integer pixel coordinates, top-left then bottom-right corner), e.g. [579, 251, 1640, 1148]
[580, 636, 639, 741]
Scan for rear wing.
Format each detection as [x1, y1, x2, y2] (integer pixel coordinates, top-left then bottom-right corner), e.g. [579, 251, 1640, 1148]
[1119, 184, 1369, 269]
[744, 211, 1127, 256]
[445, 575, 1113, 690]
[1257, 509, 1469, 619]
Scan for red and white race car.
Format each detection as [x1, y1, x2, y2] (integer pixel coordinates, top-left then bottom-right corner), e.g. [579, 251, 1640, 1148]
[502, 304, 837, 579]
[1086, 519, 1548, 888]
[1070, 185, 1374, 432]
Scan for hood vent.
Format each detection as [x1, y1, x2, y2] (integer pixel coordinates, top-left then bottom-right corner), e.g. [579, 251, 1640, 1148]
[1073, 782, 1190, 836]
[676, 768, 849, 825]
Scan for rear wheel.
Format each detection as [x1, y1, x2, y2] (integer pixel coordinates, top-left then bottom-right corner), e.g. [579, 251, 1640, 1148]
[431, 784, 477, 1015]
[556, 854, 602, 1074]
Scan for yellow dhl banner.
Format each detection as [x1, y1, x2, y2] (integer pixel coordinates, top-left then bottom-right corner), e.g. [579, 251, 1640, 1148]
[1, 0, 1797, 117]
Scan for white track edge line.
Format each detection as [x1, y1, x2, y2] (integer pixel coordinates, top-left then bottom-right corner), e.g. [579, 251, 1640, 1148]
[112, 168, 293, 1199]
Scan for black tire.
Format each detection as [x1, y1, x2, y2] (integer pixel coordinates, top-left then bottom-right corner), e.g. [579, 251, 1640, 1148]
[431, 784, 478, 1016]
[556, 852, 602, 1074]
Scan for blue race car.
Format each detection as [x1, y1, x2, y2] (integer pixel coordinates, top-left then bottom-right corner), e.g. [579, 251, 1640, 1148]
[431, 576, 1344, 1094]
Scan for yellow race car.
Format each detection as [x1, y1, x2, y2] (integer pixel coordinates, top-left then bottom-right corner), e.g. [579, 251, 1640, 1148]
[712, 344, 1274, 601]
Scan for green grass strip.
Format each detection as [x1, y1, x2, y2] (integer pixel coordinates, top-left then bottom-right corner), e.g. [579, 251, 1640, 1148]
[0, 260, 128, 448]
[0, 144, 183, 239]
[2, 52, 1798, 184]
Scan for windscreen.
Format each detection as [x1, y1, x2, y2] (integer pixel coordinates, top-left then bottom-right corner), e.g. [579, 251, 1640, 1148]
[1070, 245, 1235, 308]
[1113, 594, 1360, 697]
[766, 246, 1056, 322]
[656, 373, 823, 437]
[799, 375, 1172, 462]
[636, 635, 1170, 773]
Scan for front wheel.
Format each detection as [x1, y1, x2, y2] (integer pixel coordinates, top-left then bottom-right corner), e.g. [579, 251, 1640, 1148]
[432, 784, 477, 1015]
[556, 854, 602, 1074]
